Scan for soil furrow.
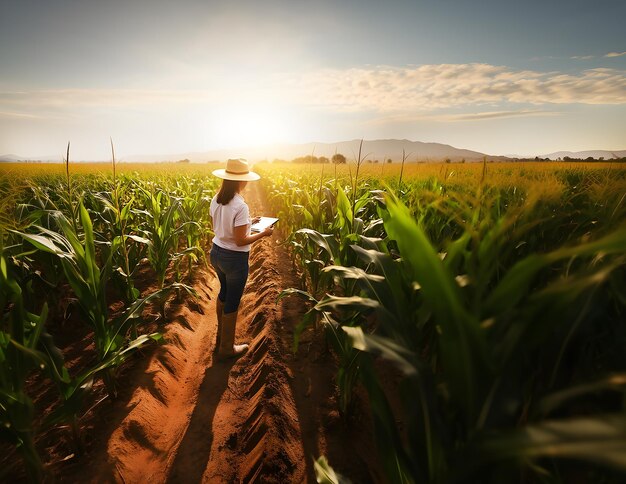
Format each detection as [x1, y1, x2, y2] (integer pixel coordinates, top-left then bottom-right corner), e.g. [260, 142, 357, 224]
[57, 182, 375, 483]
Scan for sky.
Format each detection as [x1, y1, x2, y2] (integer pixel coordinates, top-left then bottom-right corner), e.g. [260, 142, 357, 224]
[0, 0, 625, 160]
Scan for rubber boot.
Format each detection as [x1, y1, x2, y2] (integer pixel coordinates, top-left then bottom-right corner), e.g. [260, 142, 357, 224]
[215, 298, 224, 349]
[218, 311, 249, 360]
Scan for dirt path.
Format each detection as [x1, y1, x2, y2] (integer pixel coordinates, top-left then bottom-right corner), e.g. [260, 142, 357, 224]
[56, 182, 378, 483]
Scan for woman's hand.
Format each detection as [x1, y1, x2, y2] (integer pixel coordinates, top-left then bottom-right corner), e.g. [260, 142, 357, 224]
[233, 223, 273, 246]
[251, 216, 261, 224]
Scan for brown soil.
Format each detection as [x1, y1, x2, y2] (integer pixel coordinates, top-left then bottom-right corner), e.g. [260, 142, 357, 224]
[3, 183, 380, 483]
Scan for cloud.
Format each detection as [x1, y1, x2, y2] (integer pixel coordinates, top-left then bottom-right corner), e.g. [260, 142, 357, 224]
[605, 51, 626, 58]
[2, 63, 625, 120]
[571, 55, 595, 60]
[0, 111, 45, 119]
[439, 110, 562, 121]
[366, 109, 561, 126]
[0, 85, 283, 120]
[0, 89, 219, 111]
[283, 64, 626, 112]
[0, 88, 232, 124]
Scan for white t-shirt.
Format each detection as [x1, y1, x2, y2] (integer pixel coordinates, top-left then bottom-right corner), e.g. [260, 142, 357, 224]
[210, 193, 251, 252]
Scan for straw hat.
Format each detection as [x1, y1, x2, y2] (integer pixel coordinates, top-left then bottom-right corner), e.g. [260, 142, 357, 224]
[212, 158, 260, 181]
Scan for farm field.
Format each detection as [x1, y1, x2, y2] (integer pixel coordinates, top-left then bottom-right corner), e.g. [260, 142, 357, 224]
[1, 160, 626, 483]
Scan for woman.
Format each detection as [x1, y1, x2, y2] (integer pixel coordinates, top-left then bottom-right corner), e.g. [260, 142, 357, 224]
[209, 158, 273, 359]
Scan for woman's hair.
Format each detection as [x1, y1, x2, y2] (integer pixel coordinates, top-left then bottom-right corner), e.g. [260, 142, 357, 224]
[216, 179, 240, 205]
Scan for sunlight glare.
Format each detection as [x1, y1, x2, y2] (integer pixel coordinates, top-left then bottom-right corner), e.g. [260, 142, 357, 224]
[210, 105, 289, 148]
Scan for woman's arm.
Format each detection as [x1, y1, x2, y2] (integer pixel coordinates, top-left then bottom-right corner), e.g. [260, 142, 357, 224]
[233, 224, 273, 246]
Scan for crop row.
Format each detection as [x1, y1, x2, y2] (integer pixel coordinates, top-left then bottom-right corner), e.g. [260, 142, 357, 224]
[260, 160, 626, 483]
[0, 160, 219, 480]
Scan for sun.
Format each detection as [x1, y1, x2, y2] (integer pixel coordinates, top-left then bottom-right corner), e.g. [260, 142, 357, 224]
[210, 104, 289, 149]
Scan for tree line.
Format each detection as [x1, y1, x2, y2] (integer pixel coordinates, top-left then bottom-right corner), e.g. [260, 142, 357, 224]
[286, 154, 394, 164]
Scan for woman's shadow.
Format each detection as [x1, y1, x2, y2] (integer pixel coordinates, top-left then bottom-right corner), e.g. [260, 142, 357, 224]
[167, 357, 235, 482]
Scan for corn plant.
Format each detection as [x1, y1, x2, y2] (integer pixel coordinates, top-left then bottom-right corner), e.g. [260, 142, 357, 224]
[134, 185, 200, 316]
[0, 255, 48, 481]
[1, 249, 172, 481]
[107, 142, 141, 305]
[279, 287, 372, 416]
[91, 178, 148, 340]
[301, 195, 626, 482]
[39, 292, 167, 450]
[287, 184, 382, 298]
[175, 178, 212, 279]
[14, 201, 165, 397]
[269, 159, 626, 481]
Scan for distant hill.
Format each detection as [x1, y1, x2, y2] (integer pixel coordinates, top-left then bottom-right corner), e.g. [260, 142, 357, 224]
[6, 142, 624, 164]
[542, 150, 626, 160]
[0, 154, 23, 162]
[123, 139, 504, 163]
[0, 154, 62, 162]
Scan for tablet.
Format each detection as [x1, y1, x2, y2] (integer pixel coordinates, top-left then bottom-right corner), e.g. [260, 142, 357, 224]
[251, 216, 279, 233]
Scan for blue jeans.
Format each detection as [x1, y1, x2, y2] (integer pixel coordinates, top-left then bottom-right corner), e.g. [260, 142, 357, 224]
[209, 243, 250, 314]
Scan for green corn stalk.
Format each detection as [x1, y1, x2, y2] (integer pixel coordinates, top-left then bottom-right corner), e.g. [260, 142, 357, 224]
[110, 140, 139, 306]
[62, 142, 79, 234]
[0, 255, 48, 481]
[280, 170, 626, 482]
[398, 148, 413, 188]
[135, 186, 200, 316]
[383, 195, 492, 425]
[177, 181, 211, 279]
[292, 229, 338, 296]
[91, 182, 148, 339]
[277, 288, 370, 416]
[342, 196, 626, 482]
[39, 291, 168, 452]
[13, 201, 170, 397]
[14, 201, 120, 394]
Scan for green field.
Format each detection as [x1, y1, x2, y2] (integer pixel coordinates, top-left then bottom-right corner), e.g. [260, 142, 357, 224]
[259, 160, 626, 481]
[2, 160, 626, 482]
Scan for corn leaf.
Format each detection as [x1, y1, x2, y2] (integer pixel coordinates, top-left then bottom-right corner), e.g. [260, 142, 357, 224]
[486, 227, 626, 314]
[383, 196, 490, 423]
[458, 414, 626, 477]
[314, 456, 352, 484]
[343, 326, 417, 377]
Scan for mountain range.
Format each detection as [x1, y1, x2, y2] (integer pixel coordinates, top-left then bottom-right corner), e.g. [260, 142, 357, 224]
[542, 150, 626, 160]
[100, 139, 502, 163]
[1, 140, 624, 163]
